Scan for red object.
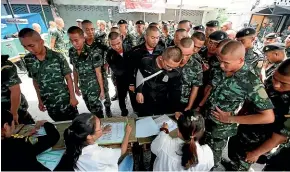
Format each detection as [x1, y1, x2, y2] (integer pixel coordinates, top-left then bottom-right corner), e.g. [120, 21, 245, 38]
[125, 0, 153, 9]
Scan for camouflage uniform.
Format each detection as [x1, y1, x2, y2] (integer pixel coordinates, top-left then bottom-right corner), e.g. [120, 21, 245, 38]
[121, 33, 136, 52]
[24, 48, 78, 121]
[281, 29, 290, 42]
[69, 44, 104, 118]
[180, 54, 203, 105]
[245, 47, 265, 76]
[161, 34, 174, 48]
[1, 60, 34, 124]
[85, 38, 111, 110]
[201, 63, 274, 168]
[257, 26, 274, 42]
[50, 28, 67, 55]
[95, 30, 108, 45]
[228, 76, 289, 171]
[135, 33, 145, 46]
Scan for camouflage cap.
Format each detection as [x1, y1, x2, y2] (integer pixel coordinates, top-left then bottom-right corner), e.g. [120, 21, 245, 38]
[193, 25, 205, 31]
[118, 19, 127, 25]
[236, 27, 256, 38]
[209, 31, 228, 41]
[206, 20, 219, 27]
[136, 20, 145, 25]
[265, 33, 278, 39]
[263, 42, 285, 52]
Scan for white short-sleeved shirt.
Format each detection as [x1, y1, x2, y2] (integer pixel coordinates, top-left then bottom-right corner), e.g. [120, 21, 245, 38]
[74, 144, 121, 172]
[151, 132, 214, 171]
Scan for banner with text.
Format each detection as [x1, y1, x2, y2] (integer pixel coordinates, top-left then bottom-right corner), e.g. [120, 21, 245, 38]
[119, 0, 166, 13]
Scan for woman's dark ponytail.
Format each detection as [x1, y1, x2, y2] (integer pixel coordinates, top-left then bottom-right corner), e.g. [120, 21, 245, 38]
[63, 113, 96, 169]
[178, 112, 205, 169]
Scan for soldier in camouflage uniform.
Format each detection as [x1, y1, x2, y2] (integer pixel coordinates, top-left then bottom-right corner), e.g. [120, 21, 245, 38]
[177, 38, 203, 112]
[285, 35, 290, 57]
[95, 20, 108, 45]
[135, 20, 146, 46]
[81, 20, 112, 116]
[19, 28, 79, 122]
[118, 19, 136, 51]
[281, 24, 290, 43]
[1, 55, 34, 124]
[161, 24, 174, 48]
[263, 43, 288, 79]
[68, 26, 105, 118]
[236, 28, 265, 76]
[257, 22, 274, 42]
[50, 17, 67, 55]
[200, 41, 274, 170]
[225, 59, 290, 171]
[205, 20, 219, 45]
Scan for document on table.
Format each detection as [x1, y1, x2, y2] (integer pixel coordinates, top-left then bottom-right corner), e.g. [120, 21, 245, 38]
[37, 149, 65, 171]
[96, 122, 125, 145]
[34, 126, 47, 137]
[136, 117, 159, 138]
[154, 115, 177, 132]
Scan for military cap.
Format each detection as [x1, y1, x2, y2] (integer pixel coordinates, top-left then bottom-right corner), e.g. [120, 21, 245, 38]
[118, 19, 127, 25]
[209, 31, 228, 41]
[136, 20, 145, 25]
[263, 43, 285, 52]
[193, 25, 205, 31]
[206, 20, 219, 27]
[265, 33, 277, 39]
[76, 19, 83, 22]
[236, 28, 256, 38]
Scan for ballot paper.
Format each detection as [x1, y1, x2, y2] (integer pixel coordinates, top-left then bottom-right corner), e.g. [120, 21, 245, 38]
[136, 117, 159, 138]
[37, 149, 65, 171]
[96, 122, 125, 145]
[34, 126, 47, 137]
[154, 115, 177, 132]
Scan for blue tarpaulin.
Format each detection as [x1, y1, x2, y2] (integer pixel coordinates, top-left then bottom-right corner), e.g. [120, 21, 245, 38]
[1, 13, 48, 39]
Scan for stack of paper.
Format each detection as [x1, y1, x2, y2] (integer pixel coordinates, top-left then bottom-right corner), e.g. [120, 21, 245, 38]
[96, 122, 125, 145]
[136, 115, 177, 138]
[37, 149, 65, 171]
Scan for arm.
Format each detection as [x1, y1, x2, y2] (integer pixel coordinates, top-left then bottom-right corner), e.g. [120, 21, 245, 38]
[9, 84, 21, 116]
[186, 86, 199, 109]
[64, 74, 77, 103]
[229, 109, 274, 124]
[95, 67, 105, 96]
[199, 85, 212, 107]
[33, 79, 42, 103]
[50, 37, 56, 50]
[73, 67, 79, 88]
[120, 125, 132, 155]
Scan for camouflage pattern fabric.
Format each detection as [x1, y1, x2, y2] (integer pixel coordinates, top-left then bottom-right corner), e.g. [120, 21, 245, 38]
[265, 62, 281, 79]
[202, 63, 274, 166]
[135, 33, 145, 46]
[245, 47, 265, 76]
[281, 29, 290, 42]
[69, 44, 104, 117]
[50, 28, 66, 53]
[180, 54, 203, 104]
[86, 38, 111, 109]
[122, 33, 136, 52]
[24, 48, 78, 121]
[95, 30, 108, 45]
[1, 60, 34, 124]
[228, 76, 290, 171]
[160, 34, 174, 48]
[257, 26, 274, 42]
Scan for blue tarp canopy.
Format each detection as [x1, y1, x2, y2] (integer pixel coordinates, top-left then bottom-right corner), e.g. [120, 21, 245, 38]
[1, 13, 48, 39]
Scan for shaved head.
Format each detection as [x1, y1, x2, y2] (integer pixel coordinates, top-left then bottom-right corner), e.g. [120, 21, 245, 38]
[179, 37, 193, 48]
[18, 28, 45, 56]
[18, 28, 42, 40]
[221, 41, 245, 60]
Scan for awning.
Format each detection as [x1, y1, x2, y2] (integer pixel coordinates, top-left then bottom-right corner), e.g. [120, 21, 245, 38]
[273, 5, 290, 15]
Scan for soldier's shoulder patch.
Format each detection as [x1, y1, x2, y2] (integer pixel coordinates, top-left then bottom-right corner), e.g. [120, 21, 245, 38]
[26, 136, 38, 145]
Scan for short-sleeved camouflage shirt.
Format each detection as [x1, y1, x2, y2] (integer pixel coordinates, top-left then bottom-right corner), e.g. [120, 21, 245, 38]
[1, 60, 28, 111]
[50, 28, 66, 51]
[181, 54, 203, 103]
[69, 44, 103, 93]
[204, 63, 274, 138]
[135, 33, 145, 46]
[245, 47, 265, 75]
[122, 33, 136, 52]
[24, 48, 72, 109]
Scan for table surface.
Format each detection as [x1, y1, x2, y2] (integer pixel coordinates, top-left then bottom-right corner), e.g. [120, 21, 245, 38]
[18, 117, 137, 150]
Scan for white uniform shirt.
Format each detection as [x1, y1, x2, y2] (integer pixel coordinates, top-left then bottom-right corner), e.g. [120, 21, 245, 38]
[75, 144, 121, 171]
[151, 131, 214, 171]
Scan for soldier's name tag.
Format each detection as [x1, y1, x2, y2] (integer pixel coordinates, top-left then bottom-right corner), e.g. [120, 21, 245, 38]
[162, 75, 169, 82]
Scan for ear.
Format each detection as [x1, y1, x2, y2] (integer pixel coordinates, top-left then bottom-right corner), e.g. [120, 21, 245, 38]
[40, 39, 45, 46]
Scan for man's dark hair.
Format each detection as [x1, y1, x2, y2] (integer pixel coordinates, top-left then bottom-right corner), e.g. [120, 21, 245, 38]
[277, 58, 290, 76]
[178, 20, 190, 24]
[18, 28, 39, 38]
[1, 109, 13, 128]
[175, 28, 187, 34]
[67, 26, 84, 36]
[108, 31, 120, 40]
[146, 26, 159, 35]
[149, 22, 158, 27]
[191, 32, 206, 41]
[162, 46, 183, 62]
[81, 20, 93, 25]
[180, 37, 193, 48]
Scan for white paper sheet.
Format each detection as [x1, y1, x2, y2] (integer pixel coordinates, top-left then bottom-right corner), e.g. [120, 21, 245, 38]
[96, 122, 125, 144]
[136, 117, 159, 138]
[34, 126, 47, 137]
[154, 115, 177, 132]
[37, 149, 65, 171]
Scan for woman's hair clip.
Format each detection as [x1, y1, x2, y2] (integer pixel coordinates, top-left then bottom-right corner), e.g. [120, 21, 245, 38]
[191, 115, 198, 121]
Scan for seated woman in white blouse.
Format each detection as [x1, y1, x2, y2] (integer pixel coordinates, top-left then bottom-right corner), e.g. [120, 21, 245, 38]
[63, 113, 133, 171]
[151, 112, 214, 171]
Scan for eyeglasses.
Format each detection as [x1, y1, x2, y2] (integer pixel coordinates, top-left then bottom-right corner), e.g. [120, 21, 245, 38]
[208, 40, 220, 47]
